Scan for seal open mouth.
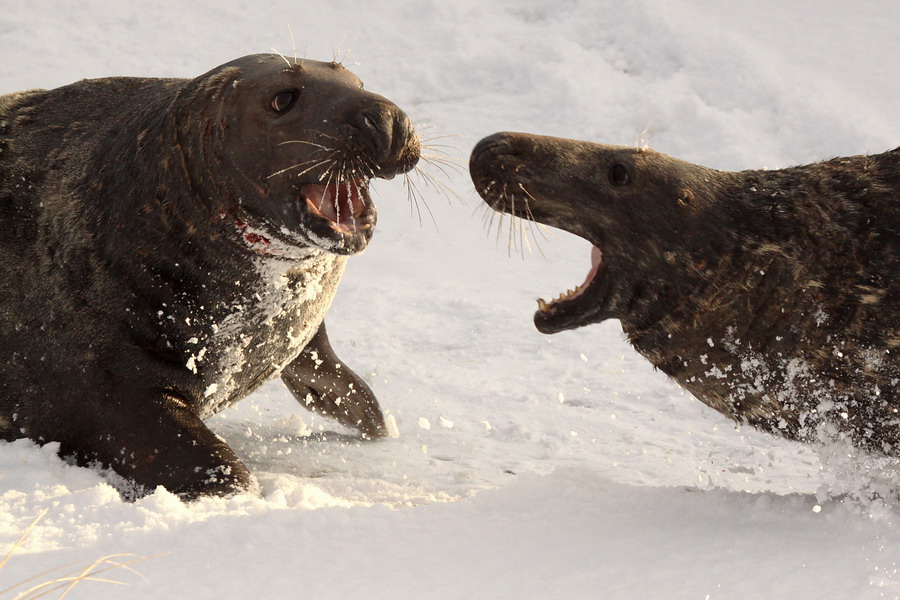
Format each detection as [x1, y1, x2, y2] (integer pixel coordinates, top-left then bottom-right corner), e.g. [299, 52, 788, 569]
[534, 245, 609, 333]
[233, 177, 377, 258]
[537, 246, 603, 312]
[242, 176, 378, 257]
[301, 178, 373, 233]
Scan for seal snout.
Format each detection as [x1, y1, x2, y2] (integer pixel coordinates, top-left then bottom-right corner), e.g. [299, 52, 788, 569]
[471, 132, 517, 163]
[469, 133, 519, 180]
[348, 100, 420, 180]
[468, 132, 526, 213]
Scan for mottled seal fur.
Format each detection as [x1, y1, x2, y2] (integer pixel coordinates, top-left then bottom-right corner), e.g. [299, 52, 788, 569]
[0, 54, 419, 498]
[470, 132, 900, 455]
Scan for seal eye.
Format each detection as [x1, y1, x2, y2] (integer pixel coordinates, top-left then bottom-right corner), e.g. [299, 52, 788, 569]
[271, 90, 298, 113]
[609, 164, 631, 186]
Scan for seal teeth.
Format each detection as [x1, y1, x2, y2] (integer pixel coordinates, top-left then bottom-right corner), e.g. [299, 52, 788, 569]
[301, 179, 372, 231]
[302, 186, 338, 222]
[542, 283, 589, 310]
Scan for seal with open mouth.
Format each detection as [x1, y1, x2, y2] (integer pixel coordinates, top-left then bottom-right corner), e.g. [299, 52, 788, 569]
[0, 54, 419, 498]
[471, 131, 900, 455]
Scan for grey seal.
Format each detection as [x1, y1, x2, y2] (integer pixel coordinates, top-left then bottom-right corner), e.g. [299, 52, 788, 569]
[0, 54, 420, 498]
[471, 131, 899, 455]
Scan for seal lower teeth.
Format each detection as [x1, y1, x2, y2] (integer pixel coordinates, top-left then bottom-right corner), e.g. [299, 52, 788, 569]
[301, 179, 369, 228]
[537, 245, 603, 313]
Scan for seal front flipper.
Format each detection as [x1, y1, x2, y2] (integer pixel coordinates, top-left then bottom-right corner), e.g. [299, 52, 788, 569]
[60, 392, 253, 501]
[281, 322, 387, 439]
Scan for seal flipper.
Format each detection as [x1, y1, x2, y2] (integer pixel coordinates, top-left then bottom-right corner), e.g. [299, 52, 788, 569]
[281, 322, 387, 439]
[60, 392, 253, 501]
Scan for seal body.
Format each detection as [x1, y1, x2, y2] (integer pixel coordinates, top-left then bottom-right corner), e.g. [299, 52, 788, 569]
[471, 132, 900, 454]
[0, 55, 419, 498]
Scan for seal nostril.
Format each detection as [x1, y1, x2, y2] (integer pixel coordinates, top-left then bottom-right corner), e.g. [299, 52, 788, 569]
[354, 107, 387, 136]
[470, 135, 517, 183]
[472, 134, 517, 165]
[391, 110, 418, 160]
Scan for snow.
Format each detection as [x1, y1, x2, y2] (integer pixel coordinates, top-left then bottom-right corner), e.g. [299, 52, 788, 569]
[1, 1, 900, 598]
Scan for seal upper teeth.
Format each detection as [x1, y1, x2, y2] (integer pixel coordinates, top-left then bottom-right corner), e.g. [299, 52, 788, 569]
[536, 246, 603, 315]
[301, 179, 370, 230]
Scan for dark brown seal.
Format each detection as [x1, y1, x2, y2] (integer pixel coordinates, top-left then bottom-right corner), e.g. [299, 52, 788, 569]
[0, 54, 419, 499]
[470, 132, 900, 455]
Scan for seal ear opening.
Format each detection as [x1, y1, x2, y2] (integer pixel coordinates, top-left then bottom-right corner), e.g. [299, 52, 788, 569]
[677, 188, 695, 209]
[609, 163, 631, 186]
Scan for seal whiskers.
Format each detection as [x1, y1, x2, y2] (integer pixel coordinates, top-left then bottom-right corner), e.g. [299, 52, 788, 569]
[395, 132, 466, 230]
[401, 169, 438, 229]
[517, 182, 550, 258]
[267, 156, 338, 180]
[475, 177, 548, 258]
[415, 132, 467, 203]
[269, 49, 294, 69]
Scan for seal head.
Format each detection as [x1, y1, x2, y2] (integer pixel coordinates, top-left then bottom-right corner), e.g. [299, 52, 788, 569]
[179, 55, 419, 256]
[471, 132, 739, 334]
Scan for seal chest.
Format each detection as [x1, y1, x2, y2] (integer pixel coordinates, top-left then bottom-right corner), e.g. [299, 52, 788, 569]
[193, 250, 346, 418]
[470, 132, 900, 455]
[0, 54, 420, 498]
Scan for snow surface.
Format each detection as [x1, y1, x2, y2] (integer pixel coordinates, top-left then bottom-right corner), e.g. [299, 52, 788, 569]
[2, 1, 900, 598]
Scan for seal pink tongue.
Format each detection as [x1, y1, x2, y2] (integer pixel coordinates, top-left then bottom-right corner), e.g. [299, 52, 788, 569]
[568, 245, 603, 295]
[585, 245, 603, 286]
[302, 180, 368, 228]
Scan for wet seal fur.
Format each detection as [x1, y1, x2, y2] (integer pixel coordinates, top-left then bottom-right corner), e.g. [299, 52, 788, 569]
[471, 132, 900, 455]
[0, 55, 419, 499]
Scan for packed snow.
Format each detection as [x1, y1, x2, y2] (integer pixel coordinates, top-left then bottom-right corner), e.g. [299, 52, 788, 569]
[1, 1, 899, 598]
